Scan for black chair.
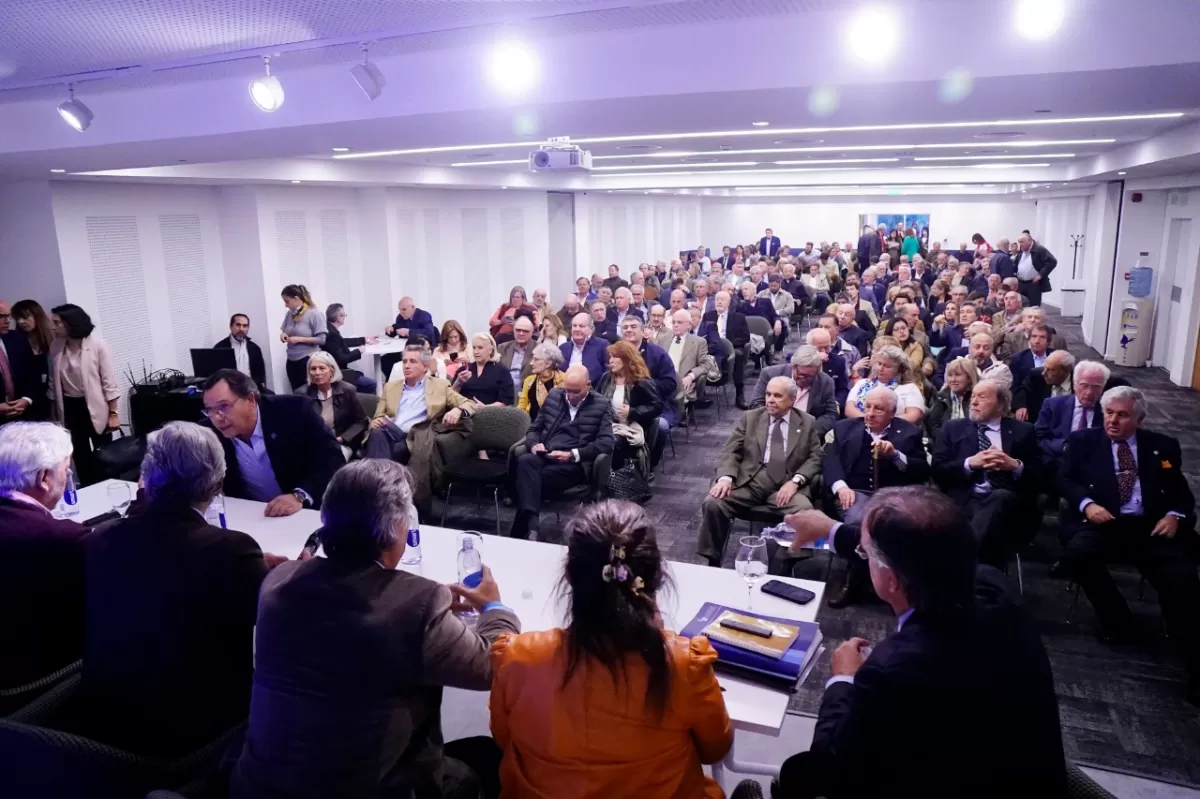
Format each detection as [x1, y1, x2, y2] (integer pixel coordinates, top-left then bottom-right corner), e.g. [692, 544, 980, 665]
[507, 442, 612, 522]
[357, 391, 379, 419]
[1065, 762, 1117, 799]
[745, 315, 775, 371]
[0, 660, 81, 718]
[702, 338, 736, 418]
[439, 406, 531, 536]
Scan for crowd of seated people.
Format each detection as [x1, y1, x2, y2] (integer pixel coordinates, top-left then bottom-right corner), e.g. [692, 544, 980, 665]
[3, 224, 1200, 799]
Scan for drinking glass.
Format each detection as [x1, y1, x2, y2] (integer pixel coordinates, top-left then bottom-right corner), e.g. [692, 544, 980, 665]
[107, 482, 132, 517]
[734, 535, 769, 609]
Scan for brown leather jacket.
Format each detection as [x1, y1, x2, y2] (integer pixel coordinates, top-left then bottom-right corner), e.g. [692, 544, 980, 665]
[489, 628, 733, 798]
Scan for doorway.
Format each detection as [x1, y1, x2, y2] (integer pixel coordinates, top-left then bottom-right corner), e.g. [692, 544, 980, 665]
[1151, 217, 1191, 367]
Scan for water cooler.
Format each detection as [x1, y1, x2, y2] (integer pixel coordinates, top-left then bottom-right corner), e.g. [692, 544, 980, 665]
[1104, 257, 1155, 366]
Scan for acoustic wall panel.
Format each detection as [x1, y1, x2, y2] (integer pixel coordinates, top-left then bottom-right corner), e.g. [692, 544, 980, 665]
[320, 209, 352, 313]
[274, 210, 309, 286]
[461, 208, 490, 328]
[85, 215, 153, 413]
[500, 207, 526, 302]
[158, 213, 211, 370]
[612, 206, 628, 267]
[420, 208, 440, 301]
[632, 205, 650, 267]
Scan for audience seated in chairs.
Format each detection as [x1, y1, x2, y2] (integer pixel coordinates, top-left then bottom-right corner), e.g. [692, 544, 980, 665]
[778, 489, 1065, 799]
[833, 302, 872, 361]
[510, 365, 614, 540]
[845, 345, 926, 426]
[703, 291, 751, 409]
[596, 341, 664, 476]
[295, 351, 370, 459]
[489, 285, 537, 343]
[561, 312, 609, 383]
[805, 326, 850, 410]
[749, 345, 839, 437]
[607, 287, 644, 328]
[884, 317, 928, 372]
[645, 303, 668, 341]
[926, 356, 979, 445]
[658, 309, 710, 423]
[322, 302, 379, 395]
[591, 300, 619, 344]
[968, 331, 1013, 390]
[231, 460, 520, 798]
[619, 316, 677, 465]
[557, 294, 582, 332]
[201, 369, 345, 516]
[1058, 386, 1200, 705]
[1005, 322, 1055, 391]
[82, 421, 286, 758]
[1034, 359, 1108, 476]
[497, 316, 538, 402]
[697, 376, 822, 567]
[517, 342, 566, 423]
[431, 319, 469, 381]
[737, 280, 780, 342]
[822, 387, 931, 608]
[1014, 349, 1076, 424]
[931, 379, 1042, 569]
[539, 311, 567, 347]
[450, 332, 515, 408]
[801, 261, 832, 315]
[759, 273, 796, 354]
[0, 422, 88, 690]
[490, 500, 732, 798]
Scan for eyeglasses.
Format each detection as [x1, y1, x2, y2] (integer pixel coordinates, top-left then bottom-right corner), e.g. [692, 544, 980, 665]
[201, 399, 241, 419]
[855, 542, 889, 569]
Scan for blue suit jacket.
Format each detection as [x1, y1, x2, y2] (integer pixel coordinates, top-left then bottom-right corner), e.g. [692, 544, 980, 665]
[0, 330, 39, 404]
[638, 340, 679, 425]
[390, 308, 437, 345]
[1034, 395, 1100, 461]
[759, 236, 781, 257]
[1008, 348, 1054, 393]
[560, 337, 608, 384]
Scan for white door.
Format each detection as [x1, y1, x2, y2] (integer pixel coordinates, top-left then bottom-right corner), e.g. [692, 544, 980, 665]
[1151, 218, 1191, 366]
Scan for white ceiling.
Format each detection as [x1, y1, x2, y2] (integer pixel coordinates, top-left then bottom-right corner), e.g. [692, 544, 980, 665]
[0, 0, 1198, 193]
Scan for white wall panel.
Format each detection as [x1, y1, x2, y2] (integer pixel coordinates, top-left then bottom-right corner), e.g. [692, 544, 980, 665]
[0, 181, 67, 308]
[159, 213, 212, 370]
[575, 193, 702, 279]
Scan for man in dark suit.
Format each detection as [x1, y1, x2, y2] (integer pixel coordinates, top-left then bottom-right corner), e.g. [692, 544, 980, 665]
[601, 263, 628, 294]
[856, 225, 884, 269]
[990, 237, 1016, 280]
[834, 303, 872, 360]
[497, 315, 538, 400]
[606, 287, 645, 329]
[804, 325, 850, 409]
[777, 489, 1066, 798]
[698, 375, 822, 566]
[82, 421, 284, 758]
[822, 387, 930, 607]
[1060, 386, 1200, 704]
[1013, 233, 1057, 308]
[703, 291, 751, 409]
[759, 228, 781, 258]
[589, 300, 619, 344]
[323, 303, 378, 394]
[1006, 322, 1055, 391]
[232, 459, 520, 798]
[384, 296, 437, 344]
[1033, 359, 1107, 470]
[748, 346, 839, 438]
[512, 365, 614, 539]
[560, 312, 608, 383]
[1014, 350, 1076, 425]
[0, 421, 89, 689]
[213, 313, 268, 391]
[201, 369, 345, 516]
[932, 378, 1041, 568]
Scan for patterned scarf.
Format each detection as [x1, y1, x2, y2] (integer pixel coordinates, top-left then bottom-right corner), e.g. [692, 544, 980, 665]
[855, 376, 899, 413]
[290, 302, 309, 323]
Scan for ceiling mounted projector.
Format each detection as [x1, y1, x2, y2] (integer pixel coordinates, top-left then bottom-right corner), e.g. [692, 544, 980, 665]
[249, 56, 285, 112]
[57, 85, 93, 131]
[350, 46, 386, 100]
[529, 137, 592, 171]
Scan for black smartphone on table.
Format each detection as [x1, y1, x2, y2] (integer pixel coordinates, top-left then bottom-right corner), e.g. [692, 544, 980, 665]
[761, 580, 817, 605]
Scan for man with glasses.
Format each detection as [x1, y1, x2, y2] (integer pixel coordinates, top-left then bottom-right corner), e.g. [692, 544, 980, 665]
[200, 369, 344, 517]
[776, 487, 1065, 798]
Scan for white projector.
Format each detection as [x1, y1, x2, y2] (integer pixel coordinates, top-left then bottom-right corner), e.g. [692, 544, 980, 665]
[529, 138, 593, 171]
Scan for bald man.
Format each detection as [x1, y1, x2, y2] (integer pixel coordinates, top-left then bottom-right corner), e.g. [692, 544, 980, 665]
[512, 364, 614, 539]
[1014, 233, 1057, 307]
[560, 313, 608, 384]
[384, 296, 436, 342]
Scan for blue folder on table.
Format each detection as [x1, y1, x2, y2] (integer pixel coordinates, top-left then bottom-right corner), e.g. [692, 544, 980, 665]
[681, 602, 823, 688]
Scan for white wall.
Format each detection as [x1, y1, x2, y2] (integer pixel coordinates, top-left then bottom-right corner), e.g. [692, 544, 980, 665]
[575, 193, 702, 278]
[1101, 188, 1169, 362]
[1032, 195, 1090, 312]
[0, 181, 67, 309]
[547, 192, 577, 303]
[1157, 189, 1200, 385]
[1080, 183, 1123, 350]
[700, 197, 1037, 253]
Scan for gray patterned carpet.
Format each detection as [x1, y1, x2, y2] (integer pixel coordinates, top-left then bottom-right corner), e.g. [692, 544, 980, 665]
[437, 308, 1200, 787]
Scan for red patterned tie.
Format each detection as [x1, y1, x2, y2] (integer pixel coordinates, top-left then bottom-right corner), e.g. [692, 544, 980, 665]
[1116, 440, 1136, 506]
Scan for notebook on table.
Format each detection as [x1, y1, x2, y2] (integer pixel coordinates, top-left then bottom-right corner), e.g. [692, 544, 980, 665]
[681, 602, 823, 689]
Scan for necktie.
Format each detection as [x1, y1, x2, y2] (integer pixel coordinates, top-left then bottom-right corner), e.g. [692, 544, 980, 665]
[675, 336, 682, 345]
[0, 343, 14, 402]
[1075, 406, 1088, 432]
[766, 417, 787, 484]
[976, 423, 991, 454]
[1116, 440, 1136, 506]
[975, 423, 1011, 489]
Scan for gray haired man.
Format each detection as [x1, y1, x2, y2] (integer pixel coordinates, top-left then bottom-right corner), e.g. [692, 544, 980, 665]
[747, 346, 840, 437]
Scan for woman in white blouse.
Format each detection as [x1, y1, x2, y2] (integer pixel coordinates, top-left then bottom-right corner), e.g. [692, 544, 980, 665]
[844, 345, 926, 424]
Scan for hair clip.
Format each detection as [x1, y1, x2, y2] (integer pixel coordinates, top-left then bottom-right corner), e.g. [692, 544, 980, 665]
[602, 564, 615, 582]
[631, 576, 645, 596]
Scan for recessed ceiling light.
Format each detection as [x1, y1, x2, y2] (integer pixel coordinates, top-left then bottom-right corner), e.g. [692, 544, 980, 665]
[485, 40, 539, 97]
[848, 6, 900, 61]
[1118, 171, 1127, 175]
[50, 168, 66, 173]
[913, 153, 1075, 161]
[337, 114, 1180, 159]
[500, 185, 508, 189]
[773, 139, 824, 146]
[291, 180, 301, 184]
[752, 121, 770, 127]
[1016, 0, 1066, 40]
[332, 147, 350, 152]
[973, 131, 1026, 139]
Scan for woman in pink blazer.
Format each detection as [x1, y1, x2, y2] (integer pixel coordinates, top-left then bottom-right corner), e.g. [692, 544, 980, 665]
[49, 304, 121, 485]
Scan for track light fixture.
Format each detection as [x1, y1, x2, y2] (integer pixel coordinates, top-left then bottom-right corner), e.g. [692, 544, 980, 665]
[350, 45, 386, 101]
[57, 84, 93, 132]
[249, 56, 285, 112]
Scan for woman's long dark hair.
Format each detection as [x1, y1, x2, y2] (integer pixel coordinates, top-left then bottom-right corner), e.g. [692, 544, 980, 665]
[50, 303, 95, 339]
[559, 500, 673, 716]
[12, 299, 53, 353]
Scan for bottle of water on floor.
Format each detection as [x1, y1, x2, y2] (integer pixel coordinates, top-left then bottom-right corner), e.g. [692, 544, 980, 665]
[457, 533, 484, 618]
[400, 503, 422, 565]
[763, 521, 825, 551]
[59, 466, 80, 519]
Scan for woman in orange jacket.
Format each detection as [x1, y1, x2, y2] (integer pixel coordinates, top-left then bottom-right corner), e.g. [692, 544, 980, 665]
[489, 500, 734, 799]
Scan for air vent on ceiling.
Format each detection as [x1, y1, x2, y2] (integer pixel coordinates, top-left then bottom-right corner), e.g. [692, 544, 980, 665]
[616, 144, 663, 151]
[973, 131, 1026, 139]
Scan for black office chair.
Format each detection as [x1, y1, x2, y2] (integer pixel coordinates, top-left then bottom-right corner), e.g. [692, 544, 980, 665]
[439, 406, 530, 536]
[745, 316, 774, 371]
[702, 338, 736, 418]
[0, 660, 81, 718]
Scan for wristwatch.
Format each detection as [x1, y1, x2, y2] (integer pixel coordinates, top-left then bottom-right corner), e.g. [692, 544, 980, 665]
[791, 474, 807, 487]
[292, 489, 312, 508]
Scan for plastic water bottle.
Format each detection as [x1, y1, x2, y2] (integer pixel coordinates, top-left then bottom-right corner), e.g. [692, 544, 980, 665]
[401, 504, 422, 565]
[204, 493, 227, 529]
[763, 521, 826, 551]
[60, 466, 80, 518]
[457, 535, 484, 617]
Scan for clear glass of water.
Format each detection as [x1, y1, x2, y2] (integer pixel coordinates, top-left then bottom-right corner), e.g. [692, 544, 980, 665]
[735, 535, 769, 609]
[107, 482, 132, 517]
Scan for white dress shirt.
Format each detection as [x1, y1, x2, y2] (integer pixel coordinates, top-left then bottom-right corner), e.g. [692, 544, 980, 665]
[569, 342, 585, 367]
[717, 312, 728, 339]
[668, 335, 685, 371]
[1016, 250, 1038, 281]
[229, 336, 251, 378]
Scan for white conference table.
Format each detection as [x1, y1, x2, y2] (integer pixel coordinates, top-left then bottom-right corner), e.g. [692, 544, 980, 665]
[357, 337, 407, 388]
[79, 480, 825, 786]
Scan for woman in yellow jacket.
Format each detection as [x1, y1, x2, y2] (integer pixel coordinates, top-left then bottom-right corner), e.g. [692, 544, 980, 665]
[516, 342, 566, 423]
[489, 500, 733, 799]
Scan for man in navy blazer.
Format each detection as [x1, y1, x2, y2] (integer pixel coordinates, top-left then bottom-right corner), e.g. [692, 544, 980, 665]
[1059, 386, 1200, 703]
[560, 312, 608, 384]
[1033, 359, 1108, 468]
[384, 297, 437, 345]
[1013, 350, 1076, 425]
[776, 488, 1066, 798]
[606, 287, 644, 328]
[1006, 324, 1054, 391]
[931, 379, 1041, 568]
[759, 228, 781, 258]
[703, 291, 751, 408]
[990, 238, 1016, 280]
